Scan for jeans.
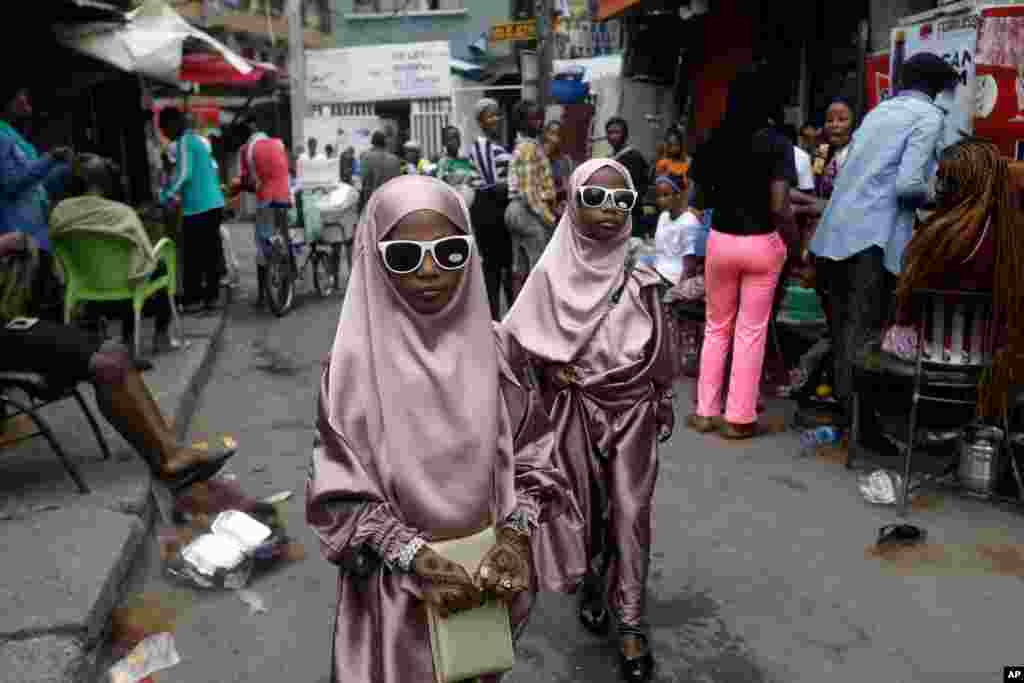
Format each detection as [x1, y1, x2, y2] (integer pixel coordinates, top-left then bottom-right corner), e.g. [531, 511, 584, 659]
[698, 230, 786, 424]
[815, 246, 895, 411]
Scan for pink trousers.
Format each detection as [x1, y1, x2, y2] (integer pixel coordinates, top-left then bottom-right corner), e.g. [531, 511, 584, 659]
[697, 230, 786, 424]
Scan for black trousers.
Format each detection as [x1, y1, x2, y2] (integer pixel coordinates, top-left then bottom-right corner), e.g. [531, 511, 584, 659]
[470, 188, 514, 321]
[181, 208, 224, 307]
[816, 246, 896, 411]
[0, 319, 103, 384]
[86, 264, 173, 342]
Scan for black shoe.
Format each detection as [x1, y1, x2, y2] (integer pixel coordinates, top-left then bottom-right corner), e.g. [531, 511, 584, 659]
[619, 651, 654, 683]
[161, 449, 236, 494]
[578, 597, 610, 636]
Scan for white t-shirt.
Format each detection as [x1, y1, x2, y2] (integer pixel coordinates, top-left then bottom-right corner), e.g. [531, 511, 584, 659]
[654, 210, 701, 285]
[793, 146, 814, 192]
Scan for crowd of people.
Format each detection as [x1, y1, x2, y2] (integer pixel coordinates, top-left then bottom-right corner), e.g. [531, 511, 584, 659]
[1, 44, 1022, 683]
[301, 48, 1024, 683]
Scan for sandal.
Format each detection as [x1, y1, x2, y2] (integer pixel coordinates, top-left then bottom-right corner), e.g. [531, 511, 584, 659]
[161, 449, 236, 494]
[619, 635, 654, 683]
[876, 524, 926, 547]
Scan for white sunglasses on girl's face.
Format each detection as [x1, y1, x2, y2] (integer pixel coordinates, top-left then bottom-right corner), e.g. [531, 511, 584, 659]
[577, 186, 638, 212]
[377, 235, 474, 275]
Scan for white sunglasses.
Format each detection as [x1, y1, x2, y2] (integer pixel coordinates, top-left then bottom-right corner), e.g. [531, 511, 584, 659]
[577, 185, 639, 212]
[377, 235, 474, 275]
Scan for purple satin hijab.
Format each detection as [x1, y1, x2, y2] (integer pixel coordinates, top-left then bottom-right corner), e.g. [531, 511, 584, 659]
[502, 158, 635, 364]
[324, 175, 511, 537]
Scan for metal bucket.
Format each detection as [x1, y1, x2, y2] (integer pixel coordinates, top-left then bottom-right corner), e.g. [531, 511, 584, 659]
[958, 425, 1005, 498]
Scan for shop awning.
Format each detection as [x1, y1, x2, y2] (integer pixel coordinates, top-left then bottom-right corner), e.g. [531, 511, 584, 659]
[179, 53, 278, 87]
[53, 0, 252, 88]
[596, 0, 641, 21]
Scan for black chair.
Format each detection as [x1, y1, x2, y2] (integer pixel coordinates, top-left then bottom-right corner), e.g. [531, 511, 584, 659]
[0, 373, 112, 493]
[849, 289, 996, 516]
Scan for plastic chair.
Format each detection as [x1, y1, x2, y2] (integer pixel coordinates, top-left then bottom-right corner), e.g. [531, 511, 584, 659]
[850, 289, 996, 516]
[53, 233, 183, 360]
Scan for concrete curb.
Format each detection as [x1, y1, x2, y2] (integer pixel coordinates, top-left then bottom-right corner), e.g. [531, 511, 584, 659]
[0, 306, 230, 683]
[173, 305, 231, 445]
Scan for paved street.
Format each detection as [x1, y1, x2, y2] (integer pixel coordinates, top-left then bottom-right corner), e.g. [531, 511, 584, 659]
[98, 222, 1024, 683]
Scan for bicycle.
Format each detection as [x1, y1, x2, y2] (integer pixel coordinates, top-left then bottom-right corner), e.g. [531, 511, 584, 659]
[263, 195, 340, 317]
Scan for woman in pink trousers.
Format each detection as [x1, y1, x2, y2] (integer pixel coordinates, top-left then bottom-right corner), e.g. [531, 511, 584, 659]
[687, 68, 798, 439]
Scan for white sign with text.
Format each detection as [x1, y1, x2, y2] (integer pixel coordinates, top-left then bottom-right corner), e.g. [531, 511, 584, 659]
[306, 41, 452, 104]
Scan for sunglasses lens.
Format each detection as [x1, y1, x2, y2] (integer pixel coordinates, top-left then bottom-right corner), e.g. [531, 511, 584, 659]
[383, 242, 422, 273]
[580, 187, 606, 207]
[434, 237, 471, 269]
[612, 190, 636, 210]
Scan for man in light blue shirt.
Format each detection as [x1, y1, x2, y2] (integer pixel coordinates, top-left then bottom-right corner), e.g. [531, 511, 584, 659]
[810, 53, 958, 417]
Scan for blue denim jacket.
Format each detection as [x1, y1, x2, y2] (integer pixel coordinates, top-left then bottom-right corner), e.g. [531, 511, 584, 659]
[810, 91, 948, 275]
[0, 135, 69, 253]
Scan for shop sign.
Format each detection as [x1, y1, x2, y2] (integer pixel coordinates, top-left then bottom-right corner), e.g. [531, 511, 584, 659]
[864, 51, 891, 113]
[974, 4, 1024, 157]
[489, 20, 537, 42]
[306, 41, 451, 103]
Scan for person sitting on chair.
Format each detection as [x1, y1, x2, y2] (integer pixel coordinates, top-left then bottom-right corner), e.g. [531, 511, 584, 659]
[50, 154, 182, 359]
[0, 231, 235, 492]
[881, 138, 1023, 418]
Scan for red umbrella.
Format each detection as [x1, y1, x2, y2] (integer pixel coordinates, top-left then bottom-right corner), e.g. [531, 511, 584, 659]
[179, 52, 279, 86]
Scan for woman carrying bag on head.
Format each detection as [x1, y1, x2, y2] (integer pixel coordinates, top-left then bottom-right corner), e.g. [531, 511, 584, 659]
[306, 175, 578, 683]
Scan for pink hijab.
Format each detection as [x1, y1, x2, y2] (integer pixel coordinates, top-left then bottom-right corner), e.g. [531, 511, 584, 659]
[502, 158, 634, 364]
[324, 175, 511, 537]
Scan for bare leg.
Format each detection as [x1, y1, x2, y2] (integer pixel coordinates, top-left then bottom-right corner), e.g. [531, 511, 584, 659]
[90, 348, 230, 479]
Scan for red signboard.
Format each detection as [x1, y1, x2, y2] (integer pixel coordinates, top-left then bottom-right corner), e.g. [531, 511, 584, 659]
[865, 51, 891, 113]
[974, 4, 1024, 158]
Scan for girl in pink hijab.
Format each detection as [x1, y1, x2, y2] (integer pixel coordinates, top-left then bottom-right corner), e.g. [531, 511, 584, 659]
[306, 175, 576, 683]
[501, 159, 680, 683]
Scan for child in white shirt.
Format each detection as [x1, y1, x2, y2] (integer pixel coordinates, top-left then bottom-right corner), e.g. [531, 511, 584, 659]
[653, 174, 703, 285]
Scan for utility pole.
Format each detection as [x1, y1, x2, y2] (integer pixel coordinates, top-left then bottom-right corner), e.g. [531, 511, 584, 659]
[287, 0, 306, 153]
[535, 0, 554, 111]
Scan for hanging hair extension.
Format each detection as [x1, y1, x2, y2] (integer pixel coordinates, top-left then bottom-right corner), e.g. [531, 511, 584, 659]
[897, 138, 1024, 418]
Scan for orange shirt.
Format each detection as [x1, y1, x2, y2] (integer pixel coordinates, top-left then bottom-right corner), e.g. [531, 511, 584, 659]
[655, 158, 690, 183]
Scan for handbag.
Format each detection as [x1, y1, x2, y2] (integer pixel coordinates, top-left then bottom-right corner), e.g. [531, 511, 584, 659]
[426, 527, 515, 683]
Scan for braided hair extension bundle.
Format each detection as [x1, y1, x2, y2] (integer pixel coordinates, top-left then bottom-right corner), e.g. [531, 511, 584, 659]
[896, 138, 1023, 418]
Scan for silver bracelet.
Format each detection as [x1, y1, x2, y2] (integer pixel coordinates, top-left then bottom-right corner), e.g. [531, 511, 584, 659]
[395, 536, 427, 573]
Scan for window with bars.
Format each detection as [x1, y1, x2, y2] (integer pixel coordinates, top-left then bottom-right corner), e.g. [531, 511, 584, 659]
[349, 0, 464, 15]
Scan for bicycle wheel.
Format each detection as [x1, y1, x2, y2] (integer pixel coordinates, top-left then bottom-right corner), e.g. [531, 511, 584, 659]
[312, 244, 338, 297]
[264, 239, 295, 316]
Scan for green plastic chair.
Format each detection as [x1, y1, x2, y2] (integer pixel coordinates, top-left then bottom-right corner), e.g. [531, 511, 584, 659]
[52, 233, 183, 360]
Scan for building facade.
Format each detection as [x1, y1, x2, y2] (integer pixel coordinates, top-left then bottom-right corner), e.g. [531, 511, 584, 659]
[304, 0, 517, 159]
[598, 0, 968, 157]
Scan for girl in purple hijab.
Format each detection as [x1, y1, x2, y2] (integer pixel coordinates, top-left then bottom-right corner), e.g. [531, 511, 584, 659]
[306, 175, 577, 682]
[501, 159, 680, 683]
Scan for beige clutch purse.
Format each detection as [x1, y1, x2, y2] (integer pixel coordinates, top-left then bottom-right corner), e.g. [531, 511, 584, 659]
[426, 527, 515, 683]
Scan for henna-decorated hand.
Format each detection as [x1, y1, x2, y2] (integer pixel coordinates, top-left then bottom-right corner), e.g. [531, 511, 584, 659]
[412, 546, 484, 618]
[475, 527, 531, 604]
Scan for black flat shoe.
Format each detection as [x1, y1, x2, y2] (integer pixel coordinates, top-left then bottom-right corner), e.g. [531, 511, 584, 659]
[619, 651, 654, 683]
[578, 599, 610, 636]
[162, 449, 236, 494]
